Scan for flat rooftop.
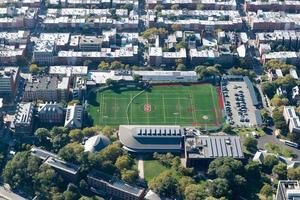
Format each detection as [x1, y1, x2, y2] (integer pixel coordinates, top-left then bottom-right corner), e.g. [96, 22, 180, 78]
[185, 135, 244, 159]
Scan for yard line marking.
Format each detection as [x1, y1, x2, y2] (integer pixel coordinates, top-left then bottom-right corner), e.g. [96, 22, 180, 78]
[189, 92, 197, 124]
[114, 96, 117, 120]
[146, 93, 150, 125]
[210, 85, 219, 125]
[162, 94, 166, 123]
[99, 94, 103, 125]
[177, 97, 182, 121]
[130, 93, 133, 124]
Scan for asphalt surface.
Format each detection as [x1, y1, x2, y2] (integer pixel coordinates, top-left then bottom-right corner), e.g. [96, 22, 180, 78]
[257, 134, 300, 160]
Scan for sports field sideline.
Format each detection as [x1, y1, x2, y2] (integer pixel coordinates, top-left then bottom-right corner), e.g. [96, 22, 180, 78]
[88, 84, 223, 127]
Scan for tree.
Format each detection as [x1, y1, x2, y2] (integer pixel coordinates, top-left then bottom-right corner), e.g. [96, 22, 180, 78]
[222, 124, 234, 134]
[58, 142, 84, 163]
[34, 128, 51, 146]
[178, 176, 194, 197]
[83, 60, 93, 68]
[98, 61, 110, 69]
[171, 4, 179, 10]
[272, 109, 289, 134]
[261, 108, 270, 121]
[79, 180, 88, 190]
[263, 155, 279, 173]
[176, 63, 186, 71]
[29, 64, 39, 74]
[261, 82, 277, 98]
[82, 126, 101, 137]
[270, 96, 289, 107]
[69, 129, 84, 142]
[171, 24, 181, 31]
[149, 170, 179, 198]
[260, 184, 273, 198]
[245, 161, 261, 181]
[98, 143, 123, 163]
[101, 126, 114, 138]
[3, 151, 41, 192]
[287, 167, 300, 180]
[209, 178, 231, 198]
[115, 155, 133, 171]
[106, 78, 117, 87]
[110, 61, 124, 69]
[176, 41, 187, 50]
[228, 67, 256, 81]
[195, 65, 220, 80]
[33, 164, 63, 199]
[243, 137, 258, 153]
[184, 184, 208, 200]
[121, 169, 139, 183]
[208, 158, 243, 180]
[272, 163, 287, 179]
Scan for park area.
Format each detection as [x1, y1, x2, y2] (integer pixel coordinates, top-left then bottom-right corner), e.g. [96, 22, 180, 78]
[87, 83, 223, 127]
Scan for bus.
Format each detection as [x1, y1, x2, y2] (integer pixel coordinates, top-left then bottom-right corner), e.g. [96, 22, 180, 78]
[285, 140, 299, 149]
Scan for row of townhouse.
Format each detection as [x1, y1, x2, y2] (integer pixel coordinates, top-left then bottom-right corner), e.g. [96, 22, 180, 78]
[146, 0, 237, 10]
[32, 31, 139, 65]
[244, 0, 300, 13]
[47, 0, 138, 8]
[0, 7, 38, 29]
[147, 10, 243, 31]
[148, 47, 238, 67]
[247, 11, 300, 31]
[41, 8, 139, 30]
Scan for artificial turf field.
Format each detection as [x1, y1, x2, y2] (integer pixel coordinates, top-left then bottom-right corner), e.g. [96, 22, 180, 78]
[88, 84, 223, 127]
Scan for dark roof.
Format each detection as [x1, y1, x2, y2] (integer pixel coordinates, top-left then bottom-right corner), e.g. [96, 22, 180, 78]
[118, 125, 184, 152]
[88, 170, 145, 197]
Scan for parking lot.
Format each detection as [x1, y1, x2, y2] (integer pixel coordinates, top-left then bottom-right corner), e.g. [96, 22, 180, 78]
[222, 80, 260, 127]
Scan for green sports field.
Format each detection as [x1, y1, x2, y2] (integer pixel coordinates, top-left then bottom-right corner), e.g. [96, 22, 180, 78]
[88, 84, 223, 127]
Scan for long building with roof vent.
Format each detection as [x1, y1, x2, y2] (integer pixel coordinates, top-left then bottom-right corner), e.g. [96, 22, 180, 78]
[64, 104, 83, 129]
[38, 102, 65, 124]
[185, 135, 244, 167]
[118, 125, 244, 166]
[119, 125, 185, 153]
[13, 102, 34, 134]
[283, 106, 300, 134]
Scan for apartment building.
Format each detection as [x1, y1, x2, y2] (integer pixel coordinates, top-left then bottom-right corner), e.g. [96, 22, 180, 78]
[276, 180, 300, 200]
[0, 67, 19, 101]
[148, 47, 186, 67]
[256, 30, 300, 50]
[23, 76, 70, 102]
[283, 106, 300, 134]
[262, 51, 300, 65]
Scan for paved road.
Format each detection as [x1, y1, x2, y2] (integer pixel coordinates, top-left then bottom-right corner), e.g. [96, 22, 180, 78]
[257, 134, 300, 160]
[137, 158, 144, 179]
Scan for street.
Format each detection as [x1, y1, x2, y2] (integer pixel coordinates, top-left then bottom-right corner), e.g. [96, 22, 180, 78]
[257, 133, 300, 161]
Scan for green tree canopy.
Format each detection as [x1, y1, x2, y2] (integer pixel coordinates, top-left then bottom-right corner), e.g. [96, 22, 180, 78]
[149, 170, 179, 198]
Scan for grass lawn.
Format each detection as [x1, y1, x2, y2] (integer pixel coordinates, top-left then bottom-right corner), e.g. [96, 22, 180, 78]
[88, 84, 223, 127]
[234, 127, 266, 137]
[143, 160, 170, 182]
